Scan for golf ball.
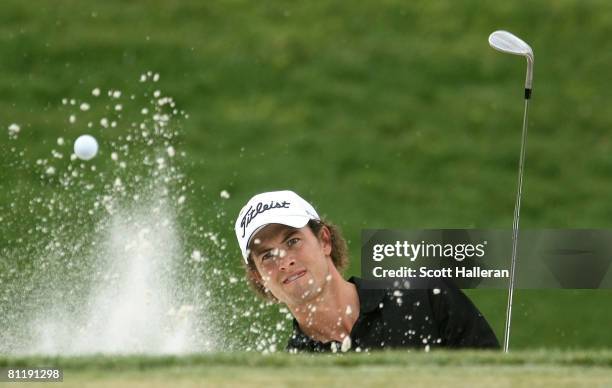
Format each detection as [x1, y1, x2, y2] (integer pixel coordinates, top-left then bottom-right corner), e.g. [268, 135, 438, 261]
[74, 135, 99, 160]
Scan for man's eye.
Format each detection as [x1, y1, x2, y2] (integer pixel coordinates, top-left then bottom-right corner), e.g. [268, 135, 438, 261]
[262, 248, 280, 261]
[287, 237, 299, 246]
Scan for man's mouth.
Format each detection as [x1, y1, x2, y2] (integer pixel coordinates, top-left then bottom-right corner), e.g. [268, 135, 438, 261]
[283, 270, 307, 285]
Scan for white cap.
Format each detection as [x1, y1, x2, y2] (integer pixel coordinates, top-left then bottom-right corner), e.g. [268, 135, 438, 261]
[235, 190, 320, 263]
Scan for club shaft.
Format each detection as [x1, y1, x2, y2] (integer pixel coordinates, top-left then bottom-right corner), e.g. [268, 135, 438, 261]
[503, 97, 530, 353]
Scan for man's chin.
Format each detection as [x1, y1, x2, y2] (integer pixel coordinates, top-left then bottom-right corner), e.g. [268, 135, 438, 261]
[289, 284, 325, 304]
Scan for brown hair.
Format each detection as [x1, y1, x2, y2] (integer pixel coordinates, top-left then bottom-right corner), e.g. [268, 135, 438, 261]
[244, 219, 349, 301]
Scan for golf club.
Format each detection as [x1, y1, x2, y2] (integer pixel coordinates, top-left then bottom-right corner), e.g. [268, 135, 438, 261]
[488, 30, 534, 353]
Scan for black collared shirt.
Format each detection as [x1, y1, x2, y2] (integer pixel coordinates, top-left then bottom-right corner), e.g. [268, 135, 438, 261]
[286, 277, 500, 352]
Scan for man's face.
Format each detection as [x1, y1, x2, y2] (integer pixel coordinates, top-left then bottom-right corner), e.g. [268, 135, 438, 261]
[249, 223, 332, 306]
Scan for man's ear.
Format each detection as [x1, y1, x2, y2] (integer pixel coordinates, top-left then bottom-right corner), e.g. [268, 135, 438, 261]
[319, 225, 332, 256]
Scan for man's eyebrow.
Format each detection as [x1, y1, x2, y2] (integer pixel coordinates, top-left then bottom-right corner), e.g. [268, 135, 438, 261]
[251, 228, 299, 256]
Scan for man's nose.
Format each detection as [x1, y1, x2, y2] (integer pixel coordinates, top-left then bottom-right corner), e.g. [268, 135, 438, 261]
[277, 249, 296, 271]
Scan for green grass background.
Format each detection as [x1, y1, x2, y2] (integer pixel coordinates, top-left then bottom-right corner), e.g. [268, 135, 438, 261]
[1, 351, 612, 387]
[1, 0, 612, 350]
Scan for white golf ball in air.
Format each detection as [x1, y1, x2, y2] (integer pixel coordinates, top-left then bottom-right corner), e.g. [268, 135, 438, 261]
[74, 135, 99, 160]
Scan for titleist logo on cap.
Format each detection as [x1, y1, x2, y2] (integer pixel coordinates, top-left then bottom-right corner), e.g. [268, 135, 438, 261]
[240, 200, 290, 237]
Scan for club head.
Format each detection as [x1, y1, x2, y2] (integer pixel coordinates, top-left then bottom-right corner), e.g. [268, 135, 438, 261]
[489, 30, 534, 94]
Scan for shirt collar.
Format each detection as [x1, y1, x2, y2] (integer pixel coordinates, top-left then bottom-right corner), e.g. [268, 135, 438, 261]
[347, 276, 386, 314]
